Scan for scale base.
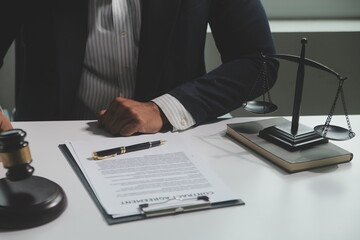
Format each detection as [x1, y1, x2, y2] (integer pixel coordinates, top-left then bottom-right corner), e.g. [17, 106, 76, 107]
[0, 175, 67, 230]
[259, 122, 328, 152]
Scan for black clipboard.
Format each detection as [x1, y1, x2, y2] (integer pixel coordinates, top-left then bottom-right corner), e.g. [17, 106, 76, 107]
[59, 144, 245, 225]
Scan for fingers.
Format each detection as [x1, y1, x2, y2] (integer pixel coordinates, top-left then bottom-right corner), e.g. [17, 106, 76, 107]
[97, 109, 106, 117]
[97, 110, 106, 127]
[99, 98, 134, 135]
[97, 98, 164, 136]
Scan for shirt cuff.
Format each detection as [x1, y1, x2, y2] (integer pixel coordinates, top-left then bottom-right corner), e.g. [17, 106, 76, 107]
[152, 94, 196, 131]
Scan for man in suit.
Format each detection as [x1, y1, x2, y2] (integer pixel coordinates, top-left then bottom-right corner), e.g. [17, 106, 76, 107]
[0, 0, 278, 135]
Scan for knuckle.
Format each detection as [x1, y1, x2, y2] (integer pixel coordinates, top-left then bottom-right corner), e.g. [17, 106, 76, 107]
[127, 110, 142, 122]
[119, 127, 133, 137]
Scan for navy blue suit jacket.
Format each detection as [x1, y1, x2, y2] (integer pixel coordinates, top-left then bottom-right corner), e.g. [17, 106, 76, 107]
[0, 0, 278, 123]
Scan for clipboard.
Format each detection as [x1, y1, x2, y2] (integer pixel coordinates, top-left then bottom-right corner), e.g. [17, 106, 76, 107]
[59, 144, 245, 225]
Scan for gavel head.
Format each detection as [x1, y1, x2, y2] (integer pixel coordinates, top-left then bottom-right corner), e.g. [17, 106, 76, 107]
[0, 129, 34, 180]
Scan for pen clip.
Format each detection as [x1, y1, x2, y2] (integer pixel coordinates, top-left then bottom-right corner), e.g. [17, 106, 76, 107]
[139, 196, 211, 217]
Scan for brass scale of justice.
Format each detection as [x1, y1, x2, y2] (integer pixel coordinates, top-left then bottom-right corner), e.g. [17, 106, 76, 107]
[242, 38, 355, 151]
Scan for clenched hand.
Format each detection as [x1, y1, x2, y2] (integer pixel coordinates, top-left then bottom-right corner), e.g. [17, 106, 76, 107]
[98, 97, 168, 136]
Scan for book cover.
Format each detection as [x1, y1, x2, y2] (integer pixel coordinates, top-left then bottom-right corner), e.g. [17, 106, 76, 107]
[226, 118, 353, 173]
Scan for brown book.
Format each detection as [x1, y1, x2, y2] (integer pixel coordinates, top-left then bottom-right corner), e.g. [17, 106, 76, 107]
[226, 118, 353, 173]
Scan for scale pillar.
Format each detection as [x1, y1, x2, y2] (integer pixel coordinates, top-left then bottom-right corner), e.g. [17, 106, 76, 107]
[259, 38, 328, 151]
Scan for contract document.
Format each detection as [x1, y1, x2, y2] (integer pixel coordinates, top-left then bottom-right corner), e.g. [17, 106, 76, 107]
[63, 133, 243, 222]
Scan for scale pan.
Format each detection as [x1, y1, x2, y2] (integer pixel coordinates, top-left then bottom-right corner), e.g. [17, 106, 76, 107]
[243, 101, 278, 114]
[314, 125, 355, 141]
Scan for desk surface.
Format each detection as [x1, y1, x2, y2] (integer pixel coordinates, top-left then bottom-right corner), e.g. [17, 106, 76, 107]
[1, 116, 360, 240]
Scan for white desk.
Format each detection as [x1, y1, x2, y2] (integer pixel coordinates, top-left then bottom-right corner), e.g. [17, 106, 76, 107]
[1, 116, 359, 240]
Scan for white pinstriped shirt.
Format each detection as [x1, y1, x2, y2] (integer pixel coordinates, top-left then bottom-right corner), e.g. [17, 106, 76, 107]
[75, 0, 195, 130]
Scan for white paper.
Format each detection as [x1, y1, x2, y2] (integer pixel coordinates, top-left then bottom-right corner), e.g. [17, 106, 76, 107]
[65, 133, 241, 218]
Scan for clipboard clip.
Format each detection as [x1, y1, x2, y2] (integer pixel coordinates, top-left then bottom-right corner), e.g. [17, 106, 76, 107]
[139, 196, 211, 217]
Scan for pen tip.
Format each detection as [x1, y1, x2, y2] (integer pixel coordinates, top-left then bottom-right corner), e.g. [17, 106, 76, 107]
[160, 140, 166, 145]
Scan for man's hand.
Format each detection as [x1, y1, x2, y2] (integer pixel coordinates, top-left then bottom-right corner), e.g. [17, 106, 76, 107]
[98, 97, 168, 136]
[0, 112, 13, 132]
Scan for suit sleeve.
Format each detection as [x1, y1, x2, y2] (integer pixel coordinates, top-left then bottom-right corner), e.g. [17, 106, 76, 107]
[168, 0, 278, 125]
[0, 0, 29, 68]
